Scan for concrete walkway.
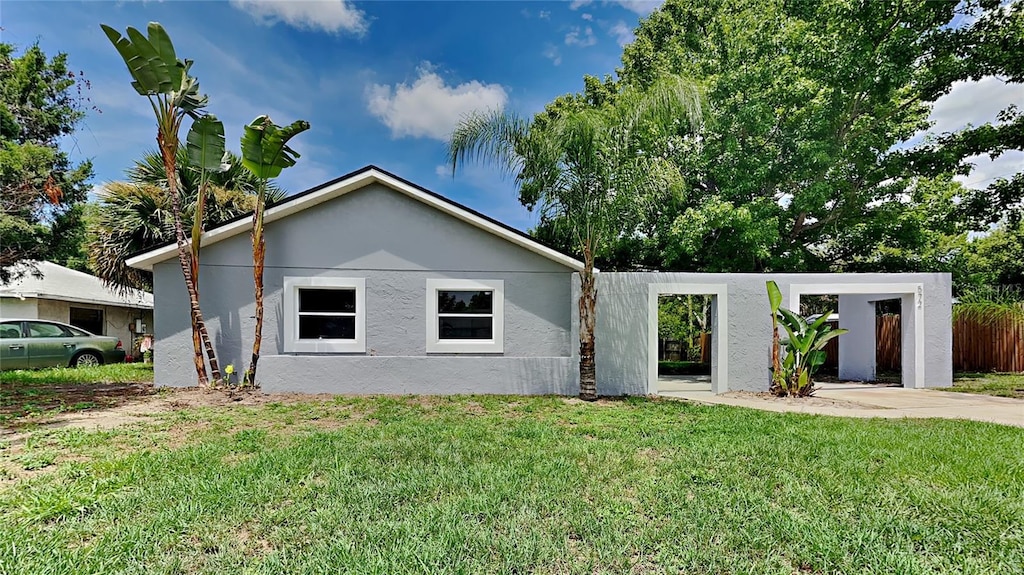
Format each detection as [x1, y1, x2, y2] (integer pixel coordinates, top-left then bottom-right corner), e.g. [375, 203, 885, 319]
[661, 382, 1024, 428]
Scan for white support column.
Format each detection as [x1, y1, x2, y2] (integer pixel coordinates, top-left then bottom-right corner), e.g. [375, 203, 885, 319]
[838, 295, 877, 381]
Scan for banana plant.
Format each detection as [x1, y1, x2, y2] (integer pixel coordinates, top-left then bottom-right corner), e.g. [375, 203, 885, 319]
[239, 115, 310, 386]
[766, 281, 848, 397]
[185, 114, 227, 291]
[102, 21, 222, 386]
[766, 281, 786, 394]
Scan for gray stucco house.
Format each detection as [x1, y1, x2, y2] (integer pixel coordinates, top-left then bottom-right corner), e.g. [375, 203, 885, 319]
[128, 166, 953, 395]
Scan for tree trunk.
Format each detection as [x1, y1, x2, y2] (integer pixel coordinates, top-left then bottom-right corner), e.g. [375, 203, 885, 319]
[769, 325, 782, 395]
[159, 133, 221, 387]
[578, 249, 598, 401]
[245, 199, 266, 386]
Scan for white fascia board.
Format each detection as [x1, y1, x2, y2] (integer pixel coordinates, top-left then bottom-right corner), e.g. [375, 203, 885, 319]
[1, 292, 152, 309]
[126, 169, 584, 272]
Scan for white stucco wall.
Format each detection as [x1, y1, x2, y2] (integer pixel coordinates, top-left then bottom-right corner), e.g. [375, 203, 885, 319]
[578, 272, 953, 396]
[0, 297, 38, 319]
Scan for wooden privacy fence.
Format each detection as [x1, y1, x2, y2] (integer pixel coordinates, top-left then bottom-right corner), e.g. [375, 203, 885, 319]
[953, 316, 1024, 372]
[659, 333, 712, 363]
[824, 315, 1024, 373]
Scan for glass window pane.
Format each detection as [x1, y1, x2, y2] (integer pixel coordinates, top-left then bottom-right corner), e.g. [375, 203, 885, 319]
[0, 322, 22, 339]
[299, 288, 356, 313]
[298, 316, 355, 340]
[27, 322, 69, 338]
[438, 291, 493, 314]
[439, 316, 493, 340]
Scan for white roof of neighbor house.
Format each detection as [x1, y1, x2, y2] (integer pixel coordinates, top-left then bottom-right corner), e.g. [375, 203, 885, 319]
[0, 261, 153, 309]
[126, 165, 585, 272]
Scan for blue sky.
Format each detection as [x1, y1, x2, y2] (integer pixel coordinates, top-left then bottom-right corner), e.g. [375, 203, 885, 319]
[2, 0, 1020, 232]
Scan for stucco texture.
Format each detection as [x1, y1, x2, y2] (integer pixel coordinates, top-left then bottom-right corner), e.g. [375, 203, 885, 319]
[153, 183, 575, 393]
[584, 272, 953, 396]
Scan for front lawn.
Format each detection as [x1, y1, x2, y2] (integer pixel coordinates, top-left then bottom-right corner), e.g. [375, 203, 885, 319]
[947, 372, 1024, 398]
[0, 363, 154, 424]
[1, 395, 1021, 573]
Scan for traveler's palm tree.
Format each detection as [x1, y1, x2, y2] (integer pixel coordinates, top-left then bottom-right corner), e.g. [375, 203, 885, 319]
[238, 115, 309, 386]
[448, 76, 702, 399]
[101, 21, 223, 385]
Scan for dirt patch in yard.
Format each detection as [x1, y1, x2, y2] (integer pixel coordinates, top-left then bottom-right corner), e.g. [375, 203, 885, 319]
[0, 382, 158, 424]
[721, 391, 876, 410]
[0, 385, 341, 433]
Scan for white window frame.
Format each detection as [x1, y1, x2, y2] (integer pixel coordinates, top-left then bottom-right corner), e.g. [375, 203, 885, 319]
[283, 277, 365, 353]
[425, 279, 504, 354]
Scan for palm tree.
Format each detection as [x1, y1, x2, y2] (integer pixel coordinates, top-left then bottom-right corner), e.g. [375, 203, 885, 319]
[238, 115, 309, 386]
[448, 76, 702, 400]
[101, 22, 220, 385]
[88, 149, 285, 294]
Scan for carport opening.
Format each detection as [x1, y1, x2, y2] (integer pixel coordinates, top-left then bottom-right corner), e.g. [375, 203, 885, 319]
[790, 284, 923, 389]
[656, 293, 714, 393]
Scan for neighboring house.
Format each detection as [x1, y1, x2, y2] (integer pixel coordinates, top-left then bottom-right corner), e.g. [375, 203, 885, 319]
[127, 166, 953, 395]
[0, 261, 153, 354]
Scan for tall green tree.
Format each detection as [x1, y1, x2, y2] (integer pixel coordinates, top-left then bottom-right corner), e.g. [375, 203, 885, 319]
[0, 43, 93, 283]
[448, 77, 702, 400]
[238, 115, 309, 386]
[961, 219, 1024, 288]
[102, 22, 221, 386]
[538, 0, 1021, 274]
[87, 149, 284, 293]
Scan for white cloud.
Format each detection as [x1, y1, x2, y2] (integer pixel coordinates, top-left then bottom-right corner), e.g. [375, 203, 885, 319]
[565, 26, 597, 47]
[366, 65, 508, 140]
[570, 0, 662, 15]
[613, 0, 663, 15]
[435, 164, 451, 178]
[543, 44, 562, 66]
[539, 10, 551, 20]
[229, 0, 369, 35]
[928, 77, 1023, 134]
[954, 151, 1024, 189]
[581, 13, 593, 21]
[609, 20, 635, 46]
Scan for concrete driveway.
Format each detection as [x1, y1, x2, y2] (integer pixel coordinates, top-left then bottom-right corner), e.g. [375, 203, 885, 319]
[662, 382, 1024, 428]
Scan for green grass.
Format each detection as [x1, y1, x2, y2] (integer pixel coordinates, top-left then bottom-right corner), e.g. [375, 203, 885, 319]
[946, 372, 1024, 398]
[1, 396, 1022, 574]
[0, 363, 154, 386]
[0, 364, 154, 424]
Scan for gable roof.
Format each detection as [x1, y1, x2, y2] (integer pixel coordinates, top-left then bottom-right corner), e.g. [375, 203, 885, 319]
[0, 261, 153, 309]
[125, 165, 584, 272]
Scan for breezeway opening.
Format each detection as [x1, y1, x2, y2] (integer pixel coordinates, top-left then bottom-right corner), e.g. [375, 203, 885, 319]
[789, 283, 925, 389]
[648, 284, 728, 395]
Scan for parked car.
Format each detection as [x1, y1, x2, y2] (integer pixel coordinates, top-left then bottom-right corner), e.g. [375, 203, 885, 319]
[0, 319, 125, 369]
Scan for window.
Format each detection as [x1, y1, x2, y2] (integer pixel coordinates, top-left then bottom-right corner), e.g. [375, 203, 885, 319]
[283, 277, 365, 353]
[27, 321, 71, 338]
[426, 279, 504, 353]
[0, 322, 22, 339]
[70, 307, 104, 335]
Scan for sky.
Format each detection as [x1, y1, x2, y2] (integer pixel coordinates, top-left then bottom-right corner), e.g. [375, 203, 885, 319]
[2, 0, 1021, 232]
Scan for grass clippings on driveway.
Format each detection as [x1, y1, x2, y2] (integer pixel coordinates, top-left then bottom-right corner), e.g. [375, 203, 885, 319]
[1, 394, 1022, 574]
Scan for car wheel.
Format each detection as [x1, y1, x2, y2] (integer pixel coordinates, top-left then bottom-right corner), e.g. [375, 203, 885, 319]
[73, 352, 102, 368]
